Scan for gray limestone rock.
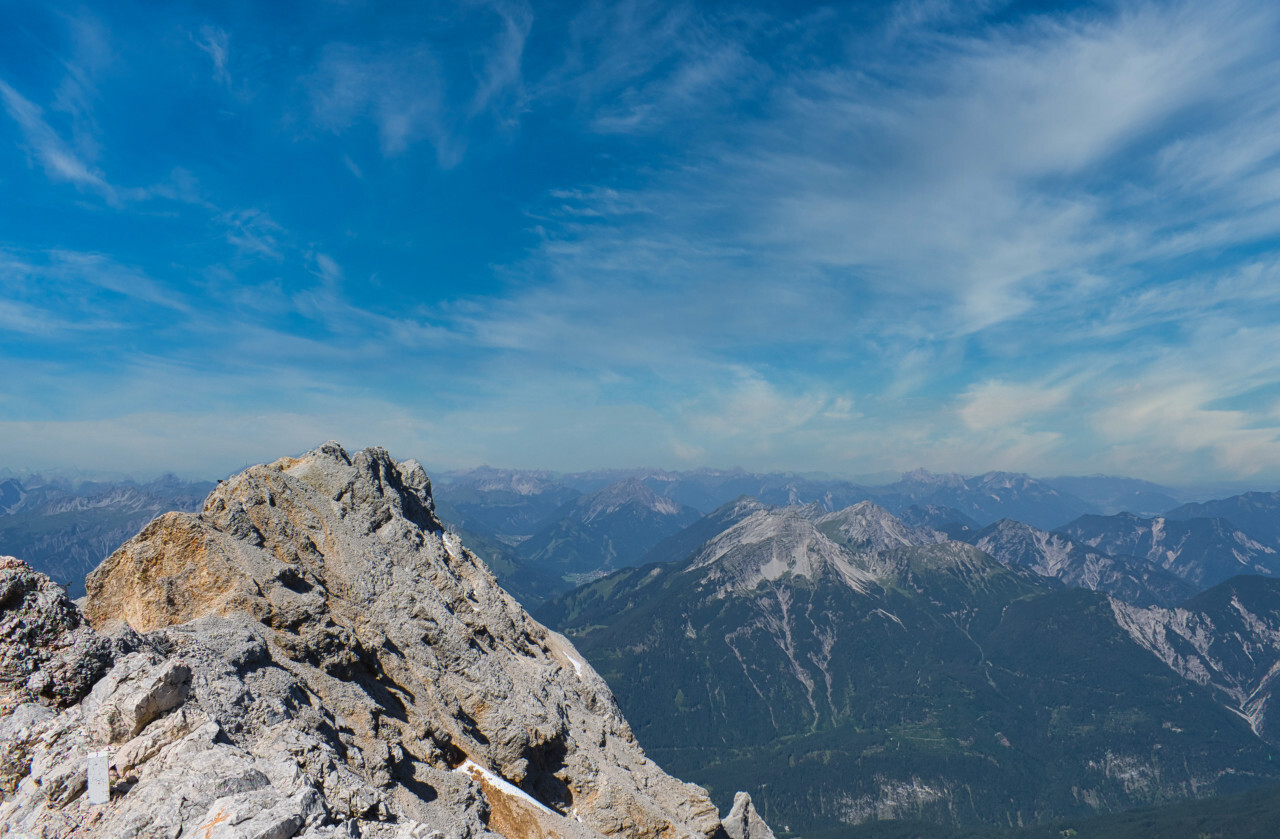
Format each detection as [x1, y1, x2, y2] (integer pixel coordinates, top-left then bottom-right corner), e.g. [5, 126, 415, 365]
[0, 443, 773, 839]
[0, 555, 116, 713]
[722, 792, 776, 839]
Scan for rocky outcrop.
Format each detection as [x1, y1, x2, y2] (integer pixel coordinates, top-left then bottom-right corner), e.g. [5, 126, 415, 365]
[967, 519, 1196, 607]
[1, 443, 760, 839]
[721, 792, 775, 839]
[0, 555, 117, 713]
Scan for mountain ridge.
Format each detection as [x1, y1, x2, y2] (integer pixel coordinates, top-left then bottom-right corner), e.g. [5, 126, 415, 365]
[1, 442, 763, 839]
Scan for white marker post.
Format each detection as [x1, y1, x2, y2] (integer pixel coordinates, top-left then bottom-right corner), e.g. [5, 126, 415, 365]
[86, 750, 110, 805]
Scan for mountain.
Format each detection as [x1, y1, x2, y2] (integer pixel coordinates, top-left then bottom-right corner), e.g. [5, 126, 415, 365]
[635, 496, 771, 568]
[435, 518, 567, 608]
[1164, 490, 1280, 548]
[0, 474, 214, 597]
[887, 780, 1280, 839]
[539, 503, 1279, 835]
[433, 466, 581, 541]
[1112, 575, 1280, 742]
[1, 443, 762, 839]
[896, 504, 981, 539]
[431, 468, 586, 606]
[966, 519, 1196, 607]
[1058, 512, 1280, 590]
[557, 468, 875, 514]
[875, 469, 1098, 529]
[519, 478, 703, 582]
[1045, 475, 1183, 517]
[0, 477, 24, 513]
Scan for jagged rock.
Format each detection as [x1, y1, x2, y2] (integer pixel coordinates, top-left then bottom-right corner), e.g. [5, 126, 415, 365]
[721, 792, 775, 839]
[0, 555, 116, 713]
[83, 653, 191, 744]
[1, 443, 769, 839]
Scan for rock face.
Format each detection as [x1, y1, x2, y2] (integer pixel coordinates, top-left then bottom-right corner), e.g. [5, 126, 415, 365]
[720, 793, 774, 839]
[966, 519, 1196, 607]
[1, 443, 752, 839]
[1112, 576, 1280, 741]
[0, 555, 117, 713]
[1059, 512, 1280, 590]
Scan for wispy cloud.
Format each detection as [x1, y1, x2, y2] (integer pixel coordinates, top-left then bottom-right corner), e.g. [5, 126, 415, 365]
[220, 208, 284, 260]
[306, 3, 532, 165]
[469, 1, 532, 120]
[6, 0, 1280, 482]
[195, 25, 231, 86]
[308, 42, 458, 162]
[0, 79, 115, 201]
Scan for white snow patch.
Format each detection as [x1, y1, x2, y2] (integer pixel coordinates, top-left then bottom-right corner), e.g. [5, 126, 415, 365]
[456, 759, 557, 816]
[544, 633, 590, 683]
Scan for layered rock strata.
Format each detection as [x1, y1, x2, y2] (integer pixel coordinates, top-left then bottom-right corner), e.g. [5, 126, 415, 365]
[1, 443, 752, 839]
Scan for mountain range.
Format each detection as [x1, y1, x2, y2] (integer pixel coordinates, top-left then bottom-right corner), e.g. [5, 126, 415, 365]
[538, 500, 1280, 836]
[8, 454, 1280, 835]
[0, 474, 213, 597]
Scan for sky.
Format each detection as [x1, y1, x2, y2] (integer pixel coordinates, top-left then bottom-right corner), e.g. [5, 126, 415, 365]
[3, 0, 1280, 484]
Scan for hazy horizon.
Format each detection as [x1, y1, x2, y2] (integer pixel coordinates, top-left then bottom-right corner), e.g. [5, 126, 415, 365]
[5, 1, 1280, 484]
[4, 445, 1277, 503]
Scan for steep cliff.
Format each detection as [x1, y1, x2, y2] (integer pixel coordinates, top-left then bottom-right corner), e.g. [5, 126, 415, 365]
[1, 443, 759, 839]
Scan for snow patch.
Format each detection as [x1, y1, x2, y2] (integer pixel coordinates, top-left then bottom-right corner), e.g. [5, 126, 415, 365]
[456, 759, 557, 816]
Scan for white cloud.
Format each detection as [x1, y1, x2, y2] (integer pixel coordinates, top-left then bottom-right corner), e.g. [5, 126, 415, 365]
[0, 79, 115, 201]
[469, 1, 532, 119]
[957, 380, 1070, 432]
[221, 208, 284, 260]
[1093, 381, 1280, 477]
[195, 25, 231, 86]
[308, 43, 460, 163]
[683, 371, 834, 443]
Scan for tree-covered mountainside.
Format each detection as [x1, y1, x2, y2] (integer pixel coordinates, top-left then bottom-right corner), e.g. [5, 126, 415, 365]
[539, 504, 1280, 836]
[517, 478, 703, 582]
[841, 779, 1280, 839]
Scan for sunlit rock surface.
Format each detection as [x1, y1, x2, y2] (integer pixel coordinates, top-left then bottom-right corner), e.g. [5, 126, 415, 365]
[1, 443, 758, 839]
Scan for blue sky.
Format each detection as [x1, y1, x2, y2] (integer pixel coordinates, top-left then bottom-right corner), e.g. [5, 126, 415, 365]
[3, 0, 1280, 483]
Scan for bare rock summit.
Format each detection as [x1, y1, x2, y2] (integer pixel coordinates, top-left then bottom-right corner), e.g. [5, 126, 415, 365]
[1, 442, 761, 839]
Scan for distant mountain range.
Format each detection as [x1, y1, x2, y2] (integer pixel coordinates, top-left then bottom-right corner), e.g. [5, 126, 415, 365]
[10, 462, 1274, 608]
[517, 478, 703, 583]
[427, 466, 1271, 602]
[1059, 512, 1280, 589]
[537, 501, 1280, 834]
[7, 456, 1280, 836]
[0, 474, 213, 597]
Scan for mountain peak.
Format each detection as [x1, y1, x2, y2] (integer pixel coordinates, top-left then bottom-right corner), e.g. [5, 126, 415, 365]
[816, 501, 938, 551]
[5, 442, 745, 839]
[582, 477, 681, 520]
[689, 506, 882, 595]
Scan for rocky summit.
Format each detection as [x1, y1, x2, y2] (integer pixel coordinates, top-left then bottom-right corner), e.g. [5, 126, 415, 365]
[0, 442, 766, 839]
